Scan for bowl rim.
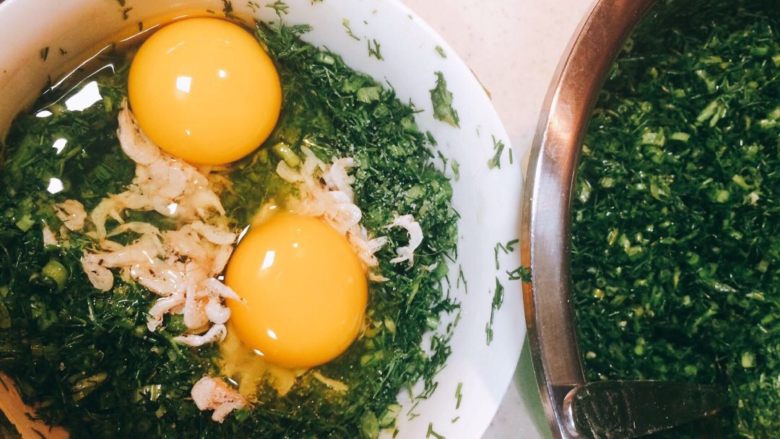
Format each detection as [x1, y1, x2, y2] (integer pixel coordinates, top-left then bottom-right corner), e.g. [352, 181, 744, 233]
[520, 0, 656, 437]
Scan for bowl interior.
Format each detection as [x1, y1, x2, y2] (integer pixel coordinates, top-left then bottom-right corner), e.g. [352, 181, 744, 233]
[0, 1, 525, 437]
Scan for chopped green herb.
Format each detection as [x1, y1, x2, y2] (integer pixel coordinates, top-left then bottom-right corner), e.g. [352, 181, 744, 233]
[266, 0, 289, 16]
[121, 6, 132, 20]
[507, 266, 531, 282]
[425, 131, 437, 146]
[270, 141, 300, 167]
[572, 2, 780, 436]
[456, 264, 468, 293]
[39, 47, 49, 62]
[356, 86, 381, 103]
[487, 136, 505, 169]
[368, 39, 383, 60]
[741, 351, 756, 369]
[494, 238, 519, 269]
[426, 422, 446, 439]
[485, 278, 505, 345]
[430, 72, 459, 127]
[454, 382, 463, 409]
[342, 18, 360, 41]
[406, 399, 421, 421]
[669, 131, 690, 142]
[377, 404, 401, 428]
[41, 259, 68, 290]
[435, 46, 447, 58]
[436, 151, 449, 173]
[359, 411, 379, 439]
[15, 214, 35, 232]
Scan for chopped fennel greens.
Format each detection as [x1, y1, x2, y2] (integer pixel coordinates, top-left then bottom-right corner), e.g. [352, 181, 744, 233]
[450, 160, 460, 181]
[572, 1, 780, 437]
[368, 39, 383, 60]
[486, 135, 505, 169]
[454, 381, 463, 410]
[266, 0, 289, 16]
[507, 266, 531, 283]
[426, 422, 445, 439]
[430, 72, 460, 128]
[494, 238, 519, 270]
[485, 278, 504, 345]
[342, 18, 360, 41]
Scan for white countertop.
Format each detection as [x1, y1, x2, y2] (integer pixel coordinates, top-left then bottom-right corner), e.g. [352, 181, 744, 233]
[400, 1, 596, 437]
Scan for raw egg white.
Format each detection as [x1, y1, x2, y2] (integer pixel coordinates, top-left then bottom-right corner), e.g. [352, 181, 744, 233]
[128, 17, 281, 165]
[225, 213, 367, 369]
[218, 327, 301, 400]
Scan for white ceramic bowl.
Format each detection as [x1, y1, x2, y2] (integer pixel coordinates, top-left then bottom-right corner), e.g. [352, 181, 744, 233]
[0, 1, 525, 437]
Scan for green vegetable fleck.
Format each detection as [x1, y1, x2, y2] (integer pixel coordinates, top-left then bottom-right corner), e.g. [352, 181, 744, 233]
[426, 422, 446, 439]
[368, 39, 383, 60]
[41, 259, 68, 290]
[487, 136, 506, 169]
[485, 278, 505, 345]
[266, 0, 289, 16]
[342, 18, 360, 41]
[430, 72, 460, 127]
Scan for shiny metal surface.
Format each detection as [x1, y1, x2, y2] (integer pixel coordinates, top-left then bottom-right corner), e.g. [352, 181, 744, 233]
[563, 380, 728, 438]
[520, 0, 656, 438]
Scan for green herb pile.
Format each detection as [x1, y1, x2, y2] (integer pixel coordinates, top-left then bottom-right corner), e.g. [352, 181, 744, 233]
[0, 21, 457, 438]
[571, 1, 780, 437]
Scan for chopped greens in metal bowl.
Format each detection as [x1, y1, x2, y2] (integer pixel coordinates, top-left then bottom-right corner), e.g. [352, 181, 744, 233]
[572, 0, 779, 436]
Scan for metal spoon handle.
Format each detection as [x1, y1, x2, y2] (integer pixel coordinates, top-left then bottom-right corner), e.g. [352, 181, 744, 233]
[563, 380, 728, 438]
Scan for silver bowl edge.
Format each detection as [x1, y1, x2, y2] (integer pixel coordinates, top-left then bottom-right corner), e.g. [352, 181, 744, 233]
[520, 0, 657, 437]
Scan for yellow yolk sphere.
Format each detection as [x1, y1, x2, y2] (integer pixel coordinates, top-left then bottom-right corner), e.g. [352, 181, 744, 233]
[225, 213, 367, 369]
[128, 18, 281, 165]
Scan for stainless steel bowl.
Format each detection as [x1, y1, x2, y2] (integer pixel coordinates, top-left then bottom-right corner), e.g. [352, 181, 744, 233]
[521, 1, 656, 437]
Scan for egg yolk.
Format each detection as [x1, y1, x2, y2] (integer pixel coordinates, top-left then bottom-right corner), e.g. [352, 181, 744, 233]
[128, 17, 281, 165]
[225, 213, 367, 369]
